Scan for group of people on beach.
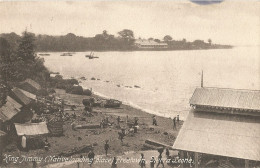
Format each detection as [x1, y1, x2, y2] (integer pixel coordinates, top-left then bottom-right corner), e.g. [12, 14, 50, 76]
[139, 148, 172, 168]
[152, 114, 180, 130]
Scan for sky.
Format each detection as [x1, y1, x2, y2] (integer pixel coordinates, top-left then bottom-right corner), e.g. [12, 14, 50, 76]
[0, 0, 259, 46]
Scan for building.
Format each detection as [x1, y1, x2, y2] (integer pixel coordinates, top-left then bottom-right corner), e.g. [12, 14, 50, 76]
[18, 78, 41, 94]
[0, 96, 22, 132]
[173, 87, 260, 168]
[134, 39, 168, 49]
[14, 122, 49, 150]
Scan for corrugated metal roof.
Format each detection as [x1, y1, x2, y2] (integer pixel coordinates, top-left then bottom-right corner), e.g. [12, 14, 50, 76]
[18, 88, 37, 100]
[173, 110, 260, 161]
[190, 88, 260, 111]
[12, 88, 31, 105]
[0, 96, 21, 122]
[23, 79, 41, 90]
[15, 122, 49, 136]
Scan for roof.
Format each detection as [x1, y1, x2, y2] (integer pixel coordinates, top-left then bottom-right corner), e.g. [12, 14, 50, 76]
[0, 96, 22, 122]
[190, 87, 260, 111]
[173, 109, 260, 161]
[18, 88, 37, 100]
[135, 39, 168, 46]
[23, 79, 41, 90]
[12, 88, 32, 105]
[14, 122, 49, 136]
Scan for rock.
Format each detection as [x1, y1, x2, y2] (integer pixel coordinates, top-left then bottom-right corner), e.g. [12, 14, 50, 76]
[83, 89, 92, 96]
[91, 77, 96, 80]
[163, 132, 168, 135]
[69, 85, 84, 95]
[134, 85, 141, 88]
[117, 85, 120, 87]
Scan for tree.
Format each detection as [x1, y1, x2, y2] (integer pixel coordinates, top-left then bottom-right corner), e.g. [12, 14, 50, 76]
[154, 39, 161, 43]
[17, 31, 36, 62]
[118, 29, 134, 40]
[208, 39, 212, 45]
[148, 37, 154, 41]
[118, 29, 135, 49]
[163, 35, 172, 42]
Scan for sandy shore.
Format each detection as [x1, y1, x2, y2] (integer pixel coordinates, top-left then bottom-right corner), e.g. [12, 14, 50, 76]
[2, 89, 183, 168]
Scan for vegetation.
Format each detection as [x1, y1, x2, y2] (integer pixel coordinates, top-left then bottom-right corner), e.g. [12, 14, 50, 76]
[0, 30, 232, 52]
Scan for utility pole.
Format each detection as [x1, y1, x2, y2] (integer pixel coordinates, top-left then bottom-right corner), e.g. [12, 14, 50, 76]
[201, 70, 204, 88]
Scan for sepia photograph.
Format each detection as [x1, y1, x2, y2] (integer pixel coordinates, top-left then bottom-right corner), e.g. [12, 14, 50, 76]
[0, 0, 259, 167]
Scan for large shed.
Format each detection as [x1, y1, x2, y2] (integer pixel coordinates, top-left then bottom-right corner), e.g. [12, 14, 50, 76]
[173, 87, 260, 168]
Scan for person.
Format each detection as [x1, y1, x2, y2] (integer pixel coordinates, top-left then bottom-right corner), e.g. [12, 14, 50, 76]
[126, 115, 128, 124]
[100, 119, 104, 129]
[21, 134, 26, 150]
[173, 117, 176, 130]
[88, 150, 95, 167]
[104, 140, 110, 156]
[166, 148, 170, 158]
[150, 156, 156, 168]
[156, 153, 164, 168]
[177, 115, 180, 125]
[118, 132, 124, 143]
[117, 116, 120, 125]
[32, 160, 37, 168]
[139, 153, 146, 168]
[111, 157, 117, 168]
[134, 117, 139, 126]
[152, 116, 157, 126]
[44, 138, 49, 151]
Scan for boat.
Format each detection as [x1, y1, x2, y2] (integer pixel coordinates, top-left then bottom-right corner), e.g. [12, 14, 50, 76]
[85, 52, 99, 59]
[60, 52, 73, 56]
[104, 99, 122, 108]
[38, 53, 50, 56]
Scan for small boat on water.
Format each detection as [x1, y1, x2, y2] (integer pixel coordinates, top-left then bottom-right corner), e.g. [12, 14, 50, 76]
[38, 53, 50, 56]
[60, 52, 73, 56]
[85, 52, 99, 59]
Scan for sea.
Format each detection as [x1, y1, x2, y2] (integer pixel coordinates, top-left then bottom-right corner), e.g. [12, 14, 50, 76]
[40, 46, 260, 120]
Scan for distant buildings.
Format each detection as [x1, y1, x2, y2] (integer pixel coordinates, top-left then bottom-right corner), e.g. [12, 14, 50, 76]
[173, 87, 260, 168]
[134, 39, 168, 49]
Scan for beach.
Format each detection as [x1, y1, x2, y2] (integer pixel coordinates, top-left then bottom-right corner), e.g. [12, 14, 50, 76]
[2, 88, 183, 168]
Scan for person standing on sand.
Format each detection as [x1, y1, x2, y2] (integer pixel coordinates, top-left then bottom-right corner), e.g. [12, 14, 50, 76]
[104, 140, 110, 156]
[117, 116, 120, 125]
[111, 157, 117, 168]
[88, 150, 95, 167]
[139, 153, 146, 168]
[166, 148, 170, 159]
[152, 116, 157, 126]
[150, 156, 156, 168]
[173, 117, 176, 130]
[156, 153, 164, 168]
[177, 115, 180, 125]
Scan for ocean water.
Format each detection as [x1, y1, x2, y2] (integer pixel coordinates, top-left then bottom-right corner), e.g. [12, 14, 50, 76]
[41, 46, 260, 120]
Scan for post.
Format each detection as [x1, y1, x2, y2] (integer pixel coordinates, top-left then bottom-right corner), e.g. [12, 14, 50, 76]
[201, 70, 204, 88]
[245, 159, 249, 168]
[180, 150, 184, 168]
[194, 152, 199, 168]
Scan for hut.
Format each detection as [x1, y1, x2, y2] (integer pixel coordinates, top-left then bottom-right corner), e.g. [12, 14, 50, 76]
[14, 122, 49, 150]
[10, 87, 32, 106]
[173, 87, 260, 168]
[18, 79, 41, 95]
[0, 96, 22, 132]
